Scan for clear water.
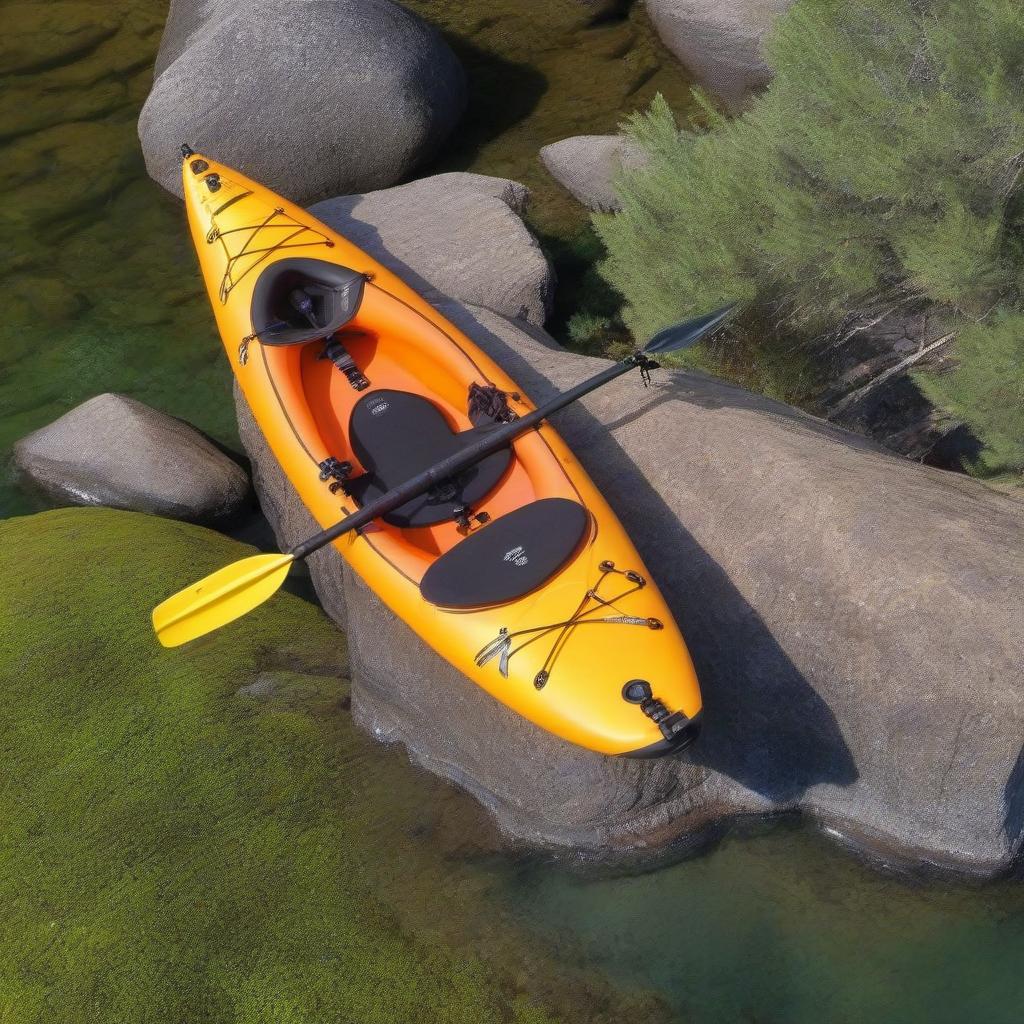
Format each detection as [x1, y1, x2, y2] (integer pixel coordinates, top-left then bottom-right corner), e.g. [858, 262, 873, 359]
[2, 0, 238, 518]
[507, 826, 1024, 1024]
[5, 1, 1024, 1021]
[348, 752, 1024, 1024]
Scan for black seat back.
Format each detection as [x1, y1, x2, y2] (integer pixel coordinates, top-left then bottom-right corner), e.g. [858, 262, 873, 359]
[347, 390, 512, 528]
[251, 257, 365, 345]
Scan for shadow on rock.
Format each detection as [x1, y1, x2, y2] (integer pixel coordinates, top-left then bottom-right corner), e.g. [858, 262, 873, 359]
[1004, 745, 1024, 851]
[451, 306, 858, 801]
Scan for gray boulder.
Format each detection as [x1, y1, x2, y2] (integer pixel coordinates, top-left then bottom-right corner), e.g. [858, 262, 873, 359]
[231, 174, 1024, 876]
[645, 0, 794, 109]
[139, 0, 466, 203]
[14, 393, 250, 523]
[310, 173, 554, 325]
[539, 135, 648, 212]
[236, 293, 1024, 877]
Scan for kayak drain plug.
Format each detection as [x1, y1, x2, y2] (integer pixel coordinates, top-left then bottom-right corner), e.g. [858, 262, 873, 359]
[622, 679, 652, 704]
[623, 680, 694, 743]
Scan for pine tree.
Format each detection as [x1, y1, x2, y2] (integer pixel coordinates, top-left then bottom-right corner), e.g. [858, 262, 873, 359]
[596, 0, 1024, 474]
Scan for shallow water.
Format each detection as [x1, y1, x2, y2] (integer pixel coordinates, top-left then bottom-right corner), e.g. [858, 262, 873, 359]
[402, 0, 696, 237]
[508, 826, 1024, 1024]
[402, 0, 699, 339]
[347, 743, 1024, 1024]
[4, 1, 1024, 1021]
[0, 0, 230, 517]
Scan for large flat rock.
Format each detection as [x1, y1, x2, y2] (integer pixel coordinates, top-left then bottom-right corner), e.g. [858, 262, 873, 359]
[235, 295, 1024, 877]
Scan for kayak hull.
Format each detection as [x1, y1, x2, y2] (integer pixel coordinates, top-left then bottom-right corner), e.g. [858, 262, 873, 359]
[181, 154, 702, 757]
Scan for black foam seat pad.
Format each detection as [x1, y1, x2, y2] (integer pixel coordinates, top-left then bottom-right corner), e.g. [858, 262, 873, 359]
[347, 390, 513, 528]
[420, 498, 590, 609]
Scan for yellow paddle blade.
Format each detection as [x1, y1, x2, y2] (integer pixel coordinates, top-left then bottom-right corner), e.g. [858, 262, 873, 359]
[152, 552, 295, 648]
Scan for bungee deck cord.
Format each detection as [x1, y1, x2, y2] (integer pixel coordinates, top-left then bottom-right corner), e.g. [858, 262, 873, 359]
[206, 198, 334, 304]
[475, 561, 663, 689]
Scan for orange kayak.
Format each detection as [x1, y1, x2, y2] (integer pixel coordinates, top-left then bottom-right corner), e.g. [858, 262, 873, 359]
[181, 151, 702, 756]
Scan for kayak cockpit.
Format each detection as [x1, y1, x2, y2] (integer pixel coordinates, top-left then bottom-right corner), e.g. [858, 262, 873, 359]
[255, 272, 588, 590]
[250, 257, 365, 346]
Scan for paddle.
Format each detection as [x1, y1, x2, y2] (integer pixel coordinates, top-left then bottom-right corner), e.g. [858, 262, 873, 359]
[152, 304, 735, 647]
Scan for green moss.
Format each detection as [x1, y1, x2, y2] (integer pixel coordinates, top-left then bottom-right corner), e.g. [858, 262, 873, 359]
[0, 508, 572, 1024]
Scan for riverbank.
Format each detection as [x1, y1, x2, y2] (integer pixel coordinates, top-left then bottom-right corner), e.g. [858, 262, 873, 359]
[5, 3, 1024, 1021]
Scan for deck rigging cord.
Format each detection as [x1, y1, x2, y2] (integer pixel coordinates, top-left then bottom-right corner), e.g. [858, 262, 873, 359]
[206, 199, 334, 304]
[474, 562, 662, 689]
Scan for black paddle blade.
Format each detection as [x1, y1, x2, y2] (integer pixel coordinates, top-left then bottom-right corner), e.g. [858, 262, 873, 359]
[642, 303, 736, 355]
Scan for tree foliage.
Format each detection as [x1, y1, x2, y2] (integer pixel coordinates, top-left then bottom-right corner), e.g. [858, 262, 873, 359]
[917, 313, 1024, 474]
[595, 0, 1024, 473]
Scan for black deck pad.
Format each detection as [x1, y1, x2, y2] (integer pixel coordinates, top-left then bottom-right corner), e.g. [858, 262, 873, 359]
[347, 389, 512, 528]
[420, 498, 590, 609]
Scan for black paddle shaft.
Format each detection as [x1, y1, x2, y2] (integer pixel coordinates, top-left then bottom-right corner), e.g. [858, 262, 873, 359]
[288, 355, 644, 562]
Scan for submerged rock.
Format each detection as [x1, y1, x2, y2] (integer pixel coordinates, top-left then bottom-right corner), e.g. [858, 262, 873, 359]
[645, 0, 794, 109]
[310, 173, 554, 325]
[539, 135, 647, 212]
[139, 0, 466, 203]
[13, 393, 250, 523]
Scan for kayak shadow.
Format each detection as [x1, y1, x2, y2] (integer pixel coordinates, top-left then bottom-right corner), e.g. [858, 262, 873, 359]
[443, 303, 859, 805]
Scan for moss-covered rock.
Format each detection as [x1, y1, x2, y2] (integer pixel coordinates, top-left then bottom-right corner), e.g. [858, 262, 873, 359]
[0, 508, 578, 1024]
